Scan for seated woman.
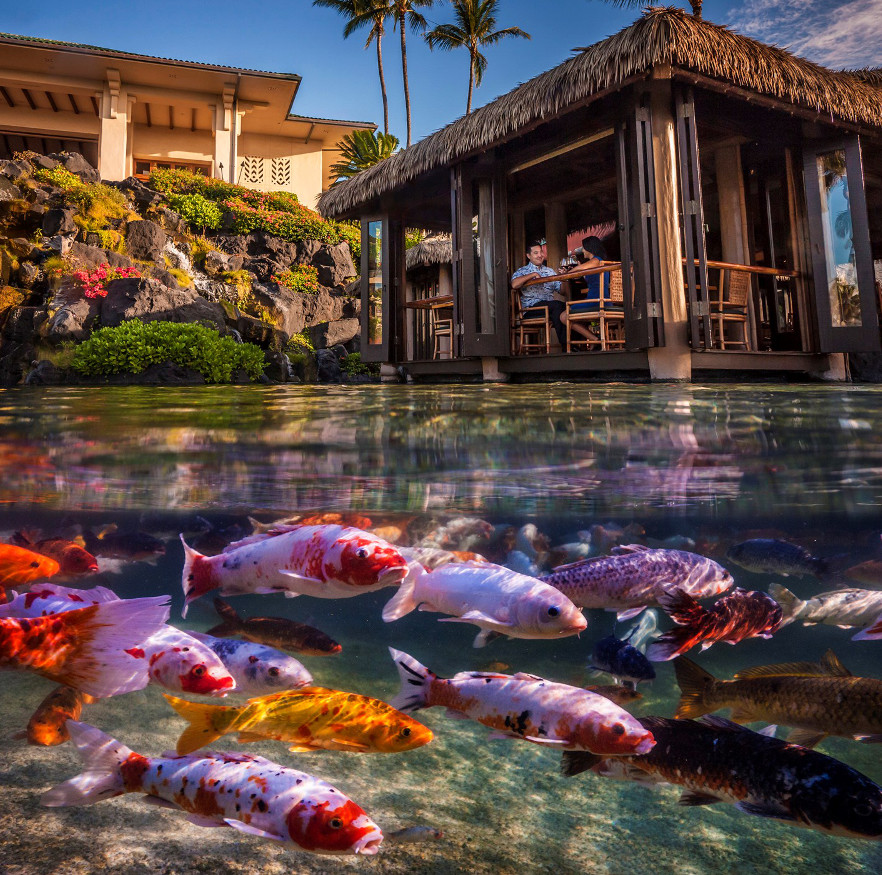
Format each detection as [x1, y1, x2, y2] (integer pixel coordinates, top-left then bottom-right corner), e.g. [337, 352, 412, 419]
[560, 235, 609, 345]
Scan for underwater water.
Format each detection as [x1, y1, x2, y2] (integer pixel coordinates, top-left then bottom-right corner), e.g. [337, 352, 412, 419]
[1, 383, 882, 874]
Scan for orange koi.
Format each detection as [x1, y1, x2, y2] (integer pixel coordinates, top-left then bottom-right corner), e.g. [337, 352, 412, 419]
[0, 543, 60, 593]
[12, 531, 98, 575]
[20, 685, 95, 746]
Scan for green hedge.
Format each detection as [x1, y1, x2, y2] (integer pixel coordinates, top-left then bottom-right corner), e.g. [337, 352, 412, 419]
[72, 320, 266, 383]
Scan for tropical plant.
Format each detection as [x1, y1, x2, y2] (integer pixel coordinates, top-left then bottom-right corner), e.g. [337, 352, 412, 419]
[273, 265, 323, 295]
[313, 0, 392, 134]
[329, 130, 400, 184]
[425, 0, 530, 114]
[600, 0, 704, 18]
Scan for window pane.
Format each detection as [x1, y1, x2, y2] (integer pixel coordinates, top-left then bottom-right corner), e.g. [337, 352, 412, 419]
[366, 220, 383, 345]
[817, 150, 861, 327]
[472, 180, 495, 335]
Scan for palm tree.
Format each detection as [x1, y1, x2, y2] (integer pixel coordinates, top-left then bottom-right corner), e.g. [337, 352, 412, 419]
[425, 0, 530, 115]
[313, 0, 392, 134]
[601, 0, 704, 18]
[329, 130, 400, 184]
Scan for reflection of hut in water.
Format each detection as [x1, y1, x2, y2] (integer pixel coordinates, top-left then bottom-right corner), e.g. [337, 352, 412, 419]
[322, 8, 882, 382]
[405, 235, 454, 360]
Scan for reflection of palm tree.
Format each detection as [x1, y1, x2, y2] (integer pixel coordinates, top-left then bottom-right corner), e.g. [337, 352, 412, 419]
[425, 0, 530, 115]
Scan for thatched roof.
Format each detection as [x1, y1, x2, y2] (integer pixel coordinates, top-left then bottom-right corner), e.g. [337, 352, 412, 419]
[406, 235, 452, 271]
[318, 7, 882, 219]
[846, 68, 882, 87]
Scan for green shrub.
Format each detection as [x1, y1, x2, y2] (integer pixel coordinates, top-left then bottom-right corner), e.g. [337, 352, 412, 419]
[35, 166, 128, 231]
[340, 351, 378, 378]
[286, 329, 314, 355]
[167, 193, 223, 232]
[189, 237, 214, 269]
[167, 267, 193, 288]
[220, 269, 253, 300]
[35, 341, 76, 369]
[273, 265, 321, 295]
[72, 320, 266, 382]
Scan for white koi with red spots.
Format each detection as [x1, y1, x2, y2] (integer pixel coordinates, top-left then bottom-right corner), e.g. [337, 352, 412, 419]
[180, 525, 409, 617]
[388, 648, 655, 756]
[42, 721, 383, 855]
[383, 561, 587, 647]
[0, 584, 235, 696]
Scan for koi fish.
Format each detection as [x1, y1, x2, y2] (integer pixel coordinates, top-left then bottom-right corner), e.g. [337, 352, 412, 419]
[18, 685, 95, 746]
[645, 588, 782, 661]
[42, 721, 383, 855]
[771, 583, 882, 630]
[561, 716, 882, 839]
[207, 597, 341, 655]
[186, 631, 313, 695]
[180, 525, 409, 617]
[386, 826, 444, 844]
[388, 648, 654, 756]
[590, 634, 656, 686]
[0, 583, 234, 696]
[0, 596, 169, 697]
[845, 559, 882, 589]
[83, 527, 166, 562]
[0, 543, 60, 592]
[164, 686, 434, 755]
[673, 650, 882, 748]
[383, 561, 586, 647]
[11, 531, 98, 575]
[540, 546, 733, 621]
[725, 538, 827, 577]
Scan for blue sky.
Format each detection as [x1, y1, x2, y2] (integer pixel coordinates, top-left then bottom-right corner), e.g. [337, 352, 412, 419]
[3, 0, 880, 144]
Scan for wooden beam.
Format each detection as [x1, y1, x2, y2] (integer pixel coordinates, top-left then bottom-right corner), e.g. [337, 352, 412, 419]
[169, 106, 174, 130]
[41, 138, 48, 155]
[2, 134, 10, 155]
[91, 96, 99, 116]
[0, 86, 13, 107]
[191, 107, 197, 132]
[304, 122, 315, 144]
[145, 103, 152, 128]
[45, 91, 58, 112]
[68, 93, 79, 114]
[21, 88, 37, 110]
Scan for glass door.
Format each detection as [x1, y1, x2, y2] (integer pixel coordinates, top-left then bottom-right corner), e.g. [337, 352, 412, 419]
[803, 137, 880, 352]
[359, 216, 403, 363]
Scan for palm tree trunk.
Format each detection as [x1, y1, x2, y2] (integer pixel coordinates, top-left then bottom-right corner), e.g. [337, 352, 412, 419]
[399, 11, 412, 147]
[376, 33, 390, 135]
[466, 56, 474, 114]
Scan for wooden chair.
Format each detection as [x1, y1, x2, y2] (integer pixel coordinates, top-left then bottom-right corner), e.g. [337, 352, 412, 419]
[711, 269, 750, 350]
[430, 303, 453, 359]
[511, 288, 551, 354]
[565, 267, 625, 351]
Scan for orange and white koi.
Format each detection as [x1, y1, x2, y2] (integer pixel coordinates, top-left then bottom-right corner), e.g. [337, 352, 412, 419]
[42, 721, 383, 855]
[180, 525, 409, 617]
[0, 596, 169, 697]
[383, 561, 586, 647]
[388, 648, 655, 756]
[0, 584, 235, 696]
[164, 685, 433, 755]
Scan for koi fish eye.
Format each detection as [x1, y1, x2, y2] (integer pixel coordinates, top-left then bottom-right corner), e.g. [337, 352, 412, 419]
[328, 817, 343, 830]
[400, 727, 412, 737]
[191, 665, 206, 677]
[612, 723, 625, 736]
[855, 803, 875, 818]
[547, 606, 560, 617]
[355, 547, 369, 559]
[268, 667, 280, 677]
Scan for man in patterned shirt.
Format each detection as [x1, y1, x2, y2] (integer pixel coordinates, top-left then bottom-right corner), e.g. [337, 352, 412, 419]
[511, 242, 567, 348]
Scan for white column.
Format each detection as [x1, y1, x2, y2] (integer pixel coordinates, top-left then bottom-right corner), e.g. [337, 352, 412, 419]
[213, 84, 236, 181]
[97, 69, 131, 181]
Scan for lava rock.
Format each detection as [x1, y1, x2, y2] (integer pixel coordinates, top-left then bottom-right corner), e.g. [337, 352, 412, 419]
[124, 219, 167, 262]
[308, 317, 359, 350]
[100, 276, 226, 332]
[43, 208, 77, 236]
[316, 348, 343, 383]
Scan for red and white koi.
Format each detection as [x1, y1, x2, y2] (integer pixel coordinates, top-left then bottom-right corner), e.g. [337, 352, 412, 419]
[42, 721, 383, 855]
[180, 525, 409, 617]
[383, 561, 586, 647]
[0, 584, 235, 696]
[388, 648, 655, 756]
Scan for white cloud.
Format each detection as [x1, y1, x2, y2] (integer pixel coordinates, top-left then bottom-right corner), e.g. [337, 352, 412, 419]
[729, 0, 882, 68]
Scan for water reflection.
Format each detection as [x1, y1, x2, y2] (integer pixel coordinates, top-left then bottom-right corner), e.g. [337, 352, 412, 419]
[1, 384, 881, 518]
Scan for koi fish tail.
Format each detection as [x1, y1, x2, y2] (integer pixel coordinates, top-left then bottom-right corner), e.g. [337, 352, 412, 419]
[180, 535, 215, 619]
[205, 596, 240, 637]
[657, 587, 707, 626]
[853, 619, 882, 641]
[560, 751, 603, 777]
[40, 597, 170, 698]
[388, 647, 436, 713]
[671, 656, 717, 719]
[41, 721, 131, 807]
[163, 693, 237, 755]
[381, 563, 422, 622]
[768, 584, 804, 627]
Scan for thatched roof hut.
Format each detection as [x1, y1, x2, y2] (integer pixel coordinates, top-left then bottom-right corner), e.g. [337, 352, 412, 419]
[318, 6, 882, 219]
[405, 235, 452, 271]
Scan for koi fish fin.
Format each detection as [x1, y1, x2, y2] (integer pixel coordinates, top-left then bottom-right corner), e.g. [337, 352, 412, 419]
[671, 657, 716, 719]
[645, 628, 700, 662]
[611, 544, 650, 555]
[734, 649, 851, 679]
[786, 728, 826, 748]
[735, 801, 796, 822]
[524, 735, 570, 746]
[767, 584, 804, 626]
[853, 621, 882, 641]
[11, 729, 27, 740]
[282, 591, 302, 598]
[163, 694, 234, 755]
[486, 730, 522, 741]
[236, 732, 266, 743]
[679, 791, 723, 807]
[856, 734, 882, 744]
[615, 607, 647, 622]
[330, 739, 370, 752]
[287, 743, 320, 752]
[224, 819, 286, 841]
[442, 610, 509, 626]
[41, 721, 130, 806]
[205, 597, 241, 637]
[472, 629, 503, 648]
[382, 565, 421, 621]
[442, 708, 471, 721]
[388, 647, 435, 712]
[560, 751, 603, 777]
[141, 795, 180, 811]
[276, 570, 323, 587]
[187, 814, 225, 828]
[758, 724, 778, 738]
[39, 597, 170, 698]
[180, 535, 214, 619]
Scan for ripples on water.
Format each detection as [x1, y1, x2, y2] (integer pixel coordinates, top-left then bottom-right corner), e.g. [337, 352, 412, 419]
[1, 383, 882, 874]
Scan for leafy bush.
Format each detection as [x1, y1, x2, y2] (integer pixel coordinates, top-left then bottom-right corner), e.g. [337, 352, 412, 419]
[341, 352, 378, 378]
[72, 320, 266, 382]
[273, 265, 321, 295]
[286, 329, 315, 354]
[189, 236, 214, 269]
[35, 166, 129, 231]
[167, 193, 223, 232]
